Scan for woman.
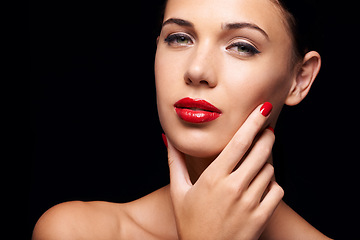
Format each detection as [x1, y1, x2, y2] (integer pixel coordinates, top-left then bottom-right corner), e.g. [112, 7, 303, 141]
[33, 0, 331, 239]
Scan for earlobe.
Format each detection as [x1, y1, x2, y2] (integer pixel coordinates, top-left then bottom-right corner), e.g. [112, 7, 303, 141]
[285, 51, 321, 106]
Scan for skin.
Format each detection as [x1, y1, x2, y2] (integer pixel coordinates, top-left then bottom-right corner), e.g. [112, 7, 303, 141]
[32, 0, 330, 239]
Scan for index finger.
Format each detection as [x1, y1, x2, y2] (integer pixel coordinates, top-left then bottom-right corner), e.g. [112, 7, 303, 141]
[206, 102, 273, 175]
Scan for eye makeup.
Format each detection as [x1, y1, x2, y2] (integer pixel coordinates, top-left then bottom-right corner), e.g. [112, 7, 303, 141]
[164, 33, 194, 46]
[226, 40, 261, 56]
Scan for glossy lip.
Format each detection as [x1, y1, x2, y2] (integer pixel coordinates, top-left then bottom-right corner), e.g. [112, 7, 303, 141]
[174, 97, 222, 123]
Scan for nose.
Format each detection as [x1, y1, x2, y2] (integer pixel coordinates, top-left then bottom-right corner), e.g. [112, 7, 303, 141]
[184, 44, 218, 88]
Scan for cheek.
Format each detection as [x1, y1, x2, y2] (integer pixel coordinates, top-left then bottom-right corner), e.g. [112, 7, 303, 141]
[220, 58, 292, 126]
[155, 48, 185, 97]
[154, 49, 183, 131]
[228, 69, 289, 103]
[231, 52, 291, 95]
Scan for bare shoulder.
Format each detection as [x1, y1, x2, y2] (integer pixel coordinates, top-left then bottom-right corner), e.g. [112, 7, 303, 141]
[32, 200, 125, 240]
[32, 186, 177, 240]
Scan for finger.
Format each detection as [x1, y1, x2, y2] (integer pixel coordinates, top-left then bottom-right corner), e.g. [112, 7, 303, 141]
[208, 102, 273, 175]
[167, 137, 192, 197]
[229, 128, 275, 188]
[246, 163, 275, 202]
[259, 181, 284, 214]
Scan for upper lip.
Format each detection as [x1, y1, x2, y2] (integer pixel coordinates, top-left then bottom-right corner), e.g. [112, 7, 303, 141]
[174, 97, 222, 113]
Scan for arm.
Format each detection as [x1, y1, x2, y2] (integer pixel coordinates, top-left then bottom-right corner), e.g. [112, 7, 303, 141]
[260, 200, 332, 240]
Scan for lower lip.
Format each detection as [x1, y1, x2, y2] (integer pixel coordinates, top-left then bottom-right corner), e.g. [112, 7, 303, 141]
[175, 108, 221, 123]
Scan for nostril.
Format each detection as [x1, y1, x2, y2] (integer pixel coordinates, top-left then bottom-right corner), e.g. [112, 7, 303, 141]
[185, 78, 192, 85]
[199, 80, 208, 85]
[184, 72, 216, 87]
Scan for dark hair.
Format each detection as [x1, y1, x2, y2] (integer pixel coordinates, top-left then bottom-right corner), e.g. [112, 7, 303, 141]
[272, 0, 322, 63]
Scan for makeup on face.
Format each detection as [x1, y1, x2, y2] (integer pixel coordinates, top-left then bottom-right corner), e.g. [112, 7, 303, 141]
[155, 0, 296, 158]
[174, 97, 222, 124]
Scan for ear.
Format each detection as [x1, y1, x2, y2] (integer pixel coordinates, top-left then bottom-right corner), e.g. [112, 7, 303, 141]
[285, 51, 321, 106]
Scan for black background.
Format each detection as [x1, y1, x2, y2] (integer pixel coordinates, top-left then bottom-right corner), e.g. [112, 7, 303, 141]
[29, 1, 359, 239]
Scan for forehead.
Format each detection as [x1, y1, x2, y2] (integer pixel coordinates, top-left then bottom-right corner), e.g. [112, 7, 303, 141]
[164, 0, 290, 41]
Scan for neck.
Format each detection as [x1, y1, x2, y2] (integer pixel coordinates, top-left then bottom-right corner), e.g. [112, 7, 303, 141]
[184, 154, 274, 184]
[185, 154, 218, 184]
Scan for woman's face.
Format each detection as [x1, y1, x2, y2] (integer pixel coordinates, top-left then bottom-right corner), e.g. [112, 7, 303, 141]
[155, 0, 296, 158]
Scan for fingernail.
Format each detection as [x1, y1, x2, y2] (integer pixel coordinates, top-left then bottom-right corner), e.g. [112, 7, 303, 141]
[260, 102, 273, 117]
[266, 126, 275, 134]
[162, 133, 168, 148]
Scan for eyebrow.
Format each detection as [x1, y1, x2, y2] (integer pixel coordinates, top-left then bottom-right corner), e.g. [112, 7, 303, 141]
[162, 18, 194, 28]
[222, 22, 269, 40]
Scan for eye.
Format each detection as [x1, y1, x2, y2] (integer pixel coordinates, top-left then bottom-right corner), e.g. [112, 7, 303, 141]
[226, 41, 260, 56]
[164, 33, 193, 46]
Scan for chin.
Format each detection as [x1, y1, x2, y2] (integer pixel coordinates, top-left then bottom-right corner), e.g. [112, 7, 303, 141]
[180, 142, 222, 158]
[166, 124, 228, 158]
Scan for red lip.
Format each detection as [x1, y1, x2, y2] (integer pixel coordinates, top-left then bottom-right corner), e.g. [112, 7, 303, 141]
[174, 97, 222, 123]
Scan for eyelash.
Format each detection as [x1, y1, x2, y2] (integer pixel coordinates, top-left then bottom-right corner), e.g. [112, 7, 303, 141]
[164, 33, 193, 46]
[226, 41, 260, 56]
[164, 33, 260, 57]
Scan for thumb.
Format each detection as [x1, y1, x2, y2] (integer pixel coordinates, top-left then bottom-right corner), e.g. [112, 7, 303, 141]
[166, 136, 192, 196]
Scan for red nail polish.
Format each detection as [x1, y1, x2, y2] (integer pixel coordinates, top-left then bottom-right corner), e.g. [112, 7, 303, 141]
[162, 133, 168, 148]
[266, 126, 275, 134]
[260, 102, 273, 117]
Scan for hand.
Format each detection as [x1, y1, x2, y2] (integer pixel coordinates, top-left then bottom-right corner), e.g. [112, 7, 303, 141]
[166, 103, 284, 240]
